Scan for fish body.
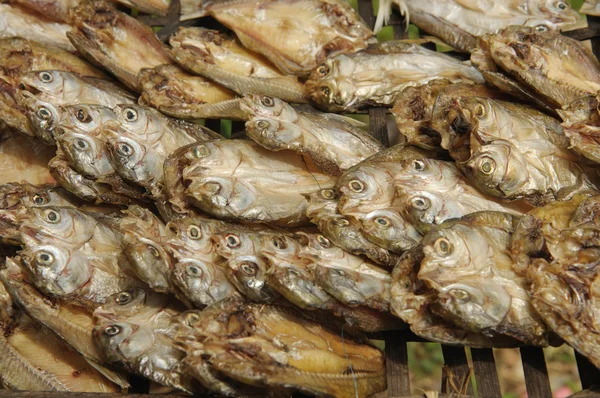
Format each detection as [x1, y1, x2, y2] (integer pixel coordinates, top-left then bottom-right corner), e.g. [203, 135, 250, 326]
[558, 95, 600, 165]
[307, 41, 484, 111]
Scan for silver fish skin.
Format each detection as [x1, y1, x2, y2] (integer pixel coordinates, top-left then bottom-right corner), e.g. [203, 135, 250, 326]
[0, 258, 131, 389]
[558, 94, 600, 166]
[182, 0, 373, 77]
[0, 4, 75, 52]
[181, 140, 334, 226]
[374, 0, 580, 52]
[170, 27, 308, 103]
[242, 95, 382, 176]
[581, 0, 600, 15]
[419, 212, 549, 345]
[297, 232, 391, 311]
[56, 104, 117, 137]
[360, 207, 422, 254]
[305, 188, 400, 267]
[306, 41, 484, 112]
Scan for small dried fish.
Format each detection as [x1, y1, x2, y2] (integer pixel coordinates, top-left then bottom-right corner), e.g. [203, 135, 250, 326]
[558, 94, 600, 165]
[180, 140, 334, 226]
[170, 27, 308, 103]
[242, 95, 382, 175]
[375, 0, 580, 52]
[174, 298, 386, 397]
[138, 64, 243, 120]
[182, 0, 373, 76]
[67, 1, 173, 92]
[472, 26, 600, 109]
[581, 0, 600, 15]
[0, 4, 75, 52]
[360, 208, 422, 255]
[307, 41, 484, 112]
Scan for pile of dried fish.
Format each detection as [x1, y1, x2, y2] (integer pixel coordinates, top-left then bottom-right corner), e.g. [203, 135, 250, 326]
[0, 0, 600, 395]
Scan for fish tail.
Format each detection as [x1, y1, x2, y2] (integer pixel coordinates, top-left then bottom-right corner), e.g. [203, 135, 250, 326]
[373, 0, 410, 33]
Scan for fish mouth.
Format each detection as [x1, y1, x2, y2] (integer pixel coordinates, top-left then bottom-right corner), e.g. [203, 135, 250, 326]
[447, 106, 474, 137]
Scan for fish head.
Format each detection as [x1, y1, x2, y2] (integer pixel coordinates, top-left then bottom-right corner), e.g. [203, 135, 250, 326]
[296, 232, 346, 263]
[361, 208, 422, 252]
[312, 265, 365, 306]
[20, 244, 92, 296]
[403, 191, 448, 229]
[180, 141, 234, 177]
[436, 280, 512, 331]
[267, 261, 331, 308]
[186, 177, 256, 217]
[106, 134, 163, 186]
[165, 218, 220, 257]
[464, 141, 530, 198]
[212, 230, 256, 259]
[441, 97, 484, 150]
[59, 104, 116, 136]
[93, 321, 154, 364]
[19, 93, 61, 144]
[124, 235, 172, 292]
[19, 206, 95, 246]
[56, 131, 114, 178]
[96, 288, 156, 320]
[225, 255, 272, 302]
[259, 234, 300, 261]
[337, 167, 394, 216]
[307, 57, 356, 111]
[240, 95, 288, 119]
[113, 104, 164, 144]
[19, 70, 67, 96]
[420, 224, 490, 282]
[171, 258, 224, 307]
[527, 1, 580, 26]
[0, 37, 33, 76]
[246, 117, 302, 148]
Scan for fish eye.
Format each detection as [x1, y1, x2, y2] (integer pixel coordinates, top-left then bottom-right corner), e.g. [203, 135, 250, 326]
[44, 209, 60, 223]
[36, 107, 52, 120]
[147, 245, 160, 258]
[288, 268, 300, 277]
[375, 217, 390, 227]
[449, 288, 469, 301]
[122, 107, 138, 122]
[317, 63, 329, 76]
[204, 182, 221, 194]
[261, 96, 274, 107]
[348, 179, 365, 193]
[38, 71, 53, 83]
[186, 265, 202, 277]
[115, 291, 132, 305]
[320, 189, 335, 199]
[320, 86, 330, 97]
[32, 194, 47, 205]
[474, 103, 486, 118]
[117, 142, 133, 157]
[332, 269, 345, 276]
[240, 261, 257, 275]
[255, 119, 270, 129]
[36, 251, 54, 265]
[479, 156, 496, 175]
[434, 238, 452, 256]
[556, 1, 567, 10]
[413, 160, 426, 171]
[193, 145, 209, 158]
[185, 313, 200, 326]
[75, 139, 88, 150]
[103, 325, 121, 336]
[334, 218, 350, 226]
[535, 25, 549, 32]
[317, 235, 331, 248]
[225, 234, 241, 248]
[296, 234, 310, 246]
[187, 225, 201, 240]
[411, 196, 430, 210]
[76, 108, 91, 123]
[272, 237, 287, 250]
[166, 223, 180, 236]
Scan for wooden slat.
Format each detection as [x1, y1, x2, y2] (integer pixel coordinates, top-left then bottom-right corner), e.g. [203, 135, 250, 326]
[520, 347, 552, 398]
[357, 0, 375, 29]
[385, 334, 411, 396]
[368, 108, 390, 146]
[471, 348, 502, 398]
[568, 387, 600, 397]
[441, 346, 473, 396]
[575, 352, 600, 390]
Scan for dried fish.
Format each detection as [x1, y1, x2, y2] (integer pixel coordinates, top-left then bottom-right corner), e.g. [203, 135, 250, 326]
[581, 0, 600, 16]
[170, 27, 308, 103]
[558, 94, 600, 165]
[67, 1, 172, 92]
[182, 0, 373, 76]
[307, 41, 484, 112]
[242, 95, 382, 175]
[360, 208, 422, 255]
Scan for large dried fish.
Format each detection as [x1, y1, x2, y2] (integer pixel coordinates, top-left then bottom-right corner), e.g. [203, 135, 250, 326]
[306, 41, 484, 112]
[179, 140, 334, 226]
[170, 27, 308, 103]
[67, 1, 173, 92]
[174, 298, 386, 397]
[242, 95, 383, 175]
[418, 211, 549, 345]
[374, 0, 580, 52]
[182, 0, 373, 77]
[472, 26, 600, 109]
[0, 4, 75, 52]
[138, 64, 243, 120]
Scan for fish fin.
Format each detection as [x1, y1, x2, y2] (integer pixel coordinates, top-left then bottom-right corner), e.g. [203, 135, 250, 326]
[374, 0, 410, 33]
[85, 359, 130, 390]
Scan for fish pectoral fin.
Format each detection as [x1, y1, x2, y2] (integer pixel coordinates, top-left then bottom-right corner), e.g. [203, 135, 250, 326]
[373, 0, 409, 33]
[85, 359, 130, 390]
